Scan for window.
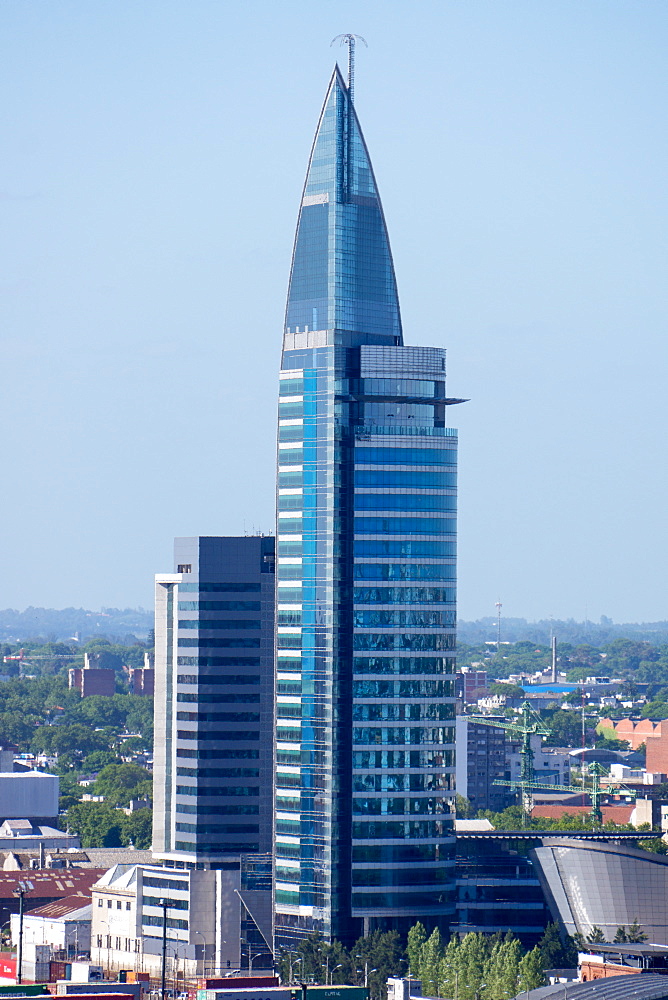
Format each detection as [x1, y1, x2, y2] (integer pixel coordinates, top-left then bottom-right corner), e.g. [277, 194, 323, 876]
[126, 902, 131, 911]
[115, 937, 121, 950]
[178, 564, 192, 573]
[107, 900, 112, 908]
[97, 899, 103, 907]
[96, 935, 102, 948]
[116, 900, 122, 909]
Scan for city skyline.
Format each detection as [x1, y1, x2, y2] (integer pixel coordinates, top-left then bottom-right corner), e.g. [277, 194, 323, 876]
[2, 1, 667, 623]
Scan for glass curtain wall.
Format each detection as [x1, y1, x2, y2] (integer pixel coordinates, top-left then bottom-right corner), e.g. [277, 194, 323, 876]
[275, 67, 458, 946]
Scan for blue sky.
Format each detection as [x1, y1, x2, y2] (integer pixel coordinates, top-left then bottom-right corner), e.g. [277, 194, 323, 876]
[1, 1, 666, 622]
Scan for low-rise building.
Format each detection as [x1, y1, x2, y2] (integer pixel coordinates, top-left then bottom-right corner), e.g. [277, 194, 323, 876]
[90, 855, 272, 979]
[10, 894, 91, 958]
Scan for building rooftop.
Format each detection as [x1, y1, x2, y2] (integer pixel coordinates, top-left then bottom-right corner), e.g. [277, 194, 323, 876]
[27, 894, 92, 920]
[80, 848, 153, 869]
[0, 869, 105, 899]
[514, 974, 668, 1000]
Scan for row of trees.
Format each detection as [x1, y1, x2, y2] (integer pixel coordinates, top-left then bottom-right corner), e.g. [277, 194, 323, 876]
[277, 930, 404, 1000]
[407, 926, 544, 1000]
[277, 923, 579, 1000]
[458, 637, 668, 690]
[586, 920, 646, 944]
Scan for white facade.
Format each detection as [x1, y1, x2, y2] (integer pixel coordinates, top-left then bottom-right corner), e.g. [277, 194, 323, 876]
[10, 904, 91, 955]
[90, 863, 257, 979]
[0, 772, 59, 820]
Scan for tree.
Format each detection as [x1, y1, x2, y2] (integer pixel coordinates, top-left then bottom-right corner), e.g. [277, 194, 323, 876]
[544, 711, 585, 748]
[489, 683, 525, 699]
[538, 923, 578, 969]
[638, 838, 668, 855]
[407, 922, 427, 976]
[64, 802, 125, 847]
[519, 947, 545, 990]
[626, 919, 647, 943]
[587, 927, 606, 944]
[456, 933, 489, 1000]
[122, 809, 152, 849]
[93, 762, 152, 807]
[416, 929, 442, 996]
[347, 930, 403, 1000]
[455, 794, 474, 819]
[613, 928, 628, 943]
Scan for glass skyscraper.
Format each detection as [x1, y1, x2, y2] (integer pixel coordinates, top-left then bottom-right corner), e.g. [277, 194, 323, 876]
[275, 66, 462, 946]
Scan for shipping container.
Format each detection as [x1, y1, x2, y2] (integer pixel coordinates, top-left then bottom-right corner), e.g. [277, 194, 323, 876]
[293, 990, 368, 1000]
[198, 983, 278, 992]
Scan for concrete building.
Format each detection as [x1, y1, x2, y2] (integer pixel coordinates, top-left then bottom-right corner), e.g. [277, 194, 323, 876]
[458, 667, 488, 705]
[0, 820, 78, 853]
[455, 716, 511, 814]
[128, 667, 154, 697]
[125, 536, 277, 978]
[0, 772, 59, 823]
[90, 856, 273, 978]
[69, 664, 116, 698]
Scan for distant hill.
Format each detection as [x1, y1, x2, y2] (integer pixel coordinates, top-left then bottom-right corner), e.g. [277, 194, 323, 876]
[458, 617, 668, 646]
[0, 607, 154, 643]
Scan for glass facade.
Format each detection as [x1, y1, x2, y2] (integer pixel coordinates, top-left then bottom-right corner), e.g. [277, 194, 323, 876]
[275, 67, 461, 946]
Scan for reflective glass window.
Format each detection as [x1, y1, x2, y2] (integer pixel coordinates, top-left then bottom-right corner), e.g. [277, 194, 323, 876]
[354, 517, 456, 535]
[355, 447, 456, 466]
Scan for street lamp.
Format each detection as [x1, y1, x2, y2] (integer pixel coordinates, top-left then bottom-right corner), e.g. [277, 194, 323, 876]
[289, 956, 302, 985]
[328, 963, 343, 985]
[159, 899, 169, 1000]
[193, 931, 207, 978]
[13, 880, 34, 985]
[356, 963, 378, 992]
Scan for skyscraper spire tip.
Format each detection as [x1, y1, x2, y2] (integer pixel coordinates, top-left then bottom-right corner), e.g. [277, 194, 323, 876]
[330, 33, 367, 104]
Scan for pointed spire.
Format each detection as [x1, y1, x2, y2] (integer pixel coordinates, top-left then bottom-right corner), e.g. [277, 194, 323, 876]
[284, 68, 402, 349]
[330, 33, 367, 105]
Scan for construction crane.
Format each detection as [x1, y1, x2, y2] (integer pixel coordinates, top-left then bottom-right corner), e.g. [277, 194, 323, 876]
[469, 701, 552, 825]
[468, 702, 636, 827]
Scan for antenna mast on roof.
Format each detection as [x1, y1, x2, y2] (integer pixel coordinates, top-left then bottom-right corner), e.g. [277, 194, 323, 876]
[331, 33, 368, 105]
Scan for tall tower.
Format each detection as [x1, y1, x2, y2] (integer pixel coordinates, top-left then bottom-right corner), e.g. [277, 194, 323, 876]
[275, 66, 463, 946]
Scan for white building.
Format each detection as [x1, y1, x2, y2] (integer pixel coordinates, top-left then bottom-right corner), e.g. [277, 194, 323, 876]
[10, 895, 91, 957]
[0, 772, 59, 822]
[90, 860, 272, 979]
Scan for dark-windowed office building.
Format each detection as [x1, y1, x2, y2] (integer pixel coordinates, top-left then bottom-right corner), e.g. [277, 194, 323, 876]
[154, 535, 275, 863]
[275, 65, 464, 946]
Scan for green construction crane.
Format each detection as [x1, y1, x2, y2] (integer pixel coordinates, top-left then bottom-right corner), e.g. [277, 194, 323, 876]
[468, 703, 636, 827]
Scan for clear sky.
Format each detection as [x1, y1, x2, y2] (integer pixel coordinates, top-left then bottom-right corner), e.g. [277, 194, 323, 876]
[1, 0, 666, 623]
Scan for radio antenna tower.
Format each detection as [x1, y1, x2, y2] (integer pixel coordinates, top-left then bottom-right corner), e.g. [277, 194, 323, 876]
[331, 33, 368, 105]
[495, 599, 502, 652]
